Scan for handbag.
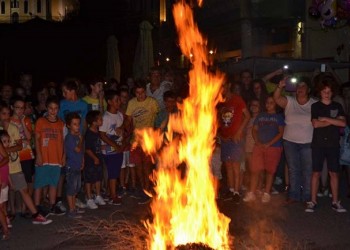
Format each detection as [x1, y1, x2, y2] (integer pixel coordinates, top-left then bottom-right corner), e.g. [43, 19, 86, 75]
[340, 126, 350, 165]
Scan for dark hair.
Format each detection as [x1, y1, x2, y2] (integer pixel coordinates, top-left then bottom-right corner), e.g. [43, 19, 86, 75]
[45, 95, 60, 107]
[163, 90, 176, 101]
[86, 110, 101, 126]
[87, 77, 105, 93]
[62, 79, 78, 92]
[133, 79, 147, 90]
[104, 89, 120, 102]
[65, 112, 81, 126]
[313, 73, 335, 96]
[0, 129, 9, 139]
[240, 69, 253, 78]
[10, 95, 25, 106]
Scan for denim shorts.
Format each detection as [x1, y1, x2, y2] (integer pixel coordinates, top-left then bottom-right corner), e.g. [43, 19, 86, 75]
[221, 140, 243, 163]
[103, 153, 123, 180]
[34, 165, 61, 189]
[312, 147, 340, 172]
[66, 167, 81, 196]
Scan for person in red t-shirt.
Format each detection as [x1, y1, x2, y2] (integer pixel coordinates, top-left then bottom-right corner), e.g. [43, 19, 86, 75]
[218, 82, 250, 203]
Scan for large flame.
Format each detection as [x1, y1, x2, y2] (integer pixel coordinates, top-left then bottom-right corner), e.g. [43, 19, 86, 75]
[136, 1, 231, 249]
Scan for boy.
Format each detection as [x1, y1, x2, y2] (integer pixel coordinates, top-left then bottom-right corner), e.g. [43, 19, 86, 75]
[99, 90, 124, 205]
[65, 112, 85, 218]
[34, 96, 65, 216]
[0, 104, 52, 225]
[83, 78, 107, 113]
[85, 110, 106, 209]
[306, 76, 347, 212]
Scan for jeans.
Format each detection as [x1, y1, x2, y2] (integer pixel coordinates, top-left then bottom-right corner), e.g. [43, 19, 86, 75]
[283, 140, 312, 202]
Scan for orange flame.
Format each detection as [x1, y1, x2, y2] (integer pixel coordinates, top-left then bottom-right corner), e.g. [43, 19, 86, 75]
[137, 1, 231, 249]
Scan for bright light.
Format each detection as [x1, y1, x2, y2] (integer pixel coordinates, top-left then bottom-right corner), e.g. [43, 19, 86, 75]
[166, 57, 170, 62]
[209, 50, 214, 55]
[189, 53, 193, 58]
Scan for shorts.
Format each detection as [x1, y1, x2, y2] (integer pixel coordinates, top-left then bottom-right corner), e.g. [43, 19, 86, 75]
[84, 163, 103, 184]
[251, 146, 282, 174]
[121, 151, 135, 168]
[66, 167, 81, 196]
[20, 159, 34, 183]
[312, 147, 340, 172]
[211, 147, 222, 180]
[0, 186, 9, 203]
[9, 172, 28, 191]
[103, 153, 123, 180]
[129, 146, 153, 167]
[34, 165, 61, 189]
[220, 140, 242, 163]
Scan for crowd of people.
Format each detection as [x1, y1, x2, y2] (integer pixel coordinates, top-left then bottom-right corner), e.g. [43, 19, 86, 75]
[0, 66, 348, 241]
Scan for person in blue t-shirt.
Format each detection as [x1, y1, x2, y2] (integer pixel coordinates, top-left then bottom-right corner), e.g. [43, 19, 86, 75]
[64, 112, 84, 218]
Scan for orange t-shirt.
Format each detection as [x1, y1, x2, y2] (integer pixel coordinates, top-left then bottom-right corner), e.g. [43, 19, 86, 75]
[10, 116, 35, 161]
[35, 117, 64, 167]
[218, 95, 247, 140]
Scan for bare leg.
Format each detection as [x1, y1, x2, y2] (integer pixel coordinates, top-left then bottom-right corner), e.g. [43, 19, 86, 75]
[329, 172, 339, 203]
[18, 188, 37, 214]
[311, 172, 321, 203]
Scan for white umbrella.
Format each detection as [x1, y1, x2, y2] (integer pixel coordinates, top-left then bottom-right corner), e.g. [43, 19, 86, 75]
[133, 21, 154, 80]
[106, 35, 121, 82]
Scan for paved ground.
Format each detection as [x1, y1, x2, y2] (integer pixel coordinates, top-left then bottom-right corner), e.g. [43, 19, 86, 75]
[0, 188, 350, 250]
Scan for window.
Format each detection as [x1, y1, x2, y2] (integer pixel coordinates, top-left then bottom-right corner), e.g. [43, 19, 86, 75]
[1, 1, 5, 14]
[11, 0, 19, 8]
[37, 0, 42, 13]
[24, 0, 28, 14]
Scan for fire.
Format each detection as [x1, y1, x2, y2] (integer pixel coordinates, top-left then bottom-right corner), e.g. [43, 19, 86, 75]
[136, 1, 231, 249]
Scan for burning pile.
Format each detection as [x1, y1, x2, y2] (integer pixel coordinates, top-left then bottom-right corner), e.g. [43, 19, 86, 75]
[136, 1, 231, 249]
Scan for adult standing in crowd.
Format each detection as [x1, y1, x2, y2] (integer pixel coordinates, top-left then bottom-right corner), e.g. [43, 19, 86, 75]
[274, 77, 317, 203]
[146, 67, 172, 110]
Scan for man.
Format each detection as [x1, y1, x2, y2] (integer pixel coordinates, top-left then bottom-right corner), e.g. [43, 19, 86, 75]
[146, 67, 172, 110]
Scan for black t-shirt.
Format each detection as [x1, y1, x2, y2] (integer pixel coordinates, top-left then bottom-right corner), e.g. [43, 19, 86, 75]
[311, 101, 345, 148]
[84, 129, 103, 167]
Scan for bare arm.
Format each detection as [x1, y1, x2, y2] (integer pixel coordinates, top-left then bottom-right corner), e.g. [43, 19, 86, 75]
[99, 131, 122, 153]
[0, 142, 9, 167]
[312, 116, 346, 128]
[85, 149, 100, 165]
[273, 78, 288, 109]
[262, 68, 283, 82]
[74, 135, 84, 153]
[35, 132, 43, 166]
[6, 139, 23, 153]
[264, 126, 284, 147]
[233, 108, 251, 143]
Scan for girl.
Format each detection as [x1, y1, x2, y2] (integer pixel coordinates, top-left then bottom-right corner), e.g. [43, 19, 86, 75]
[243, 96, 285, 203]
[0, 130, 9, 239]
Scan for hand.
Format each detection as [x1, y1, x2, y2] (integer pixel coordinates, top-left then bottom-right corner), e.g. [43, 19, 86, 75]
[233, 130, 242, 143]
[278, 77, 287, 88]
[318, 117, 328, 122]
[275, 68, 283, 75]
[94, 158, 100, 165]
[115, 127, 123, 137]
[35, 156, 43, 167]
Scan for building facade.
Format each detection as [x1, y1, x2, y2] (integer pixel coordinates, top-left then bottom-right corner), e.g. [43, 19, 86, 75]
[0, 0, 79, 23]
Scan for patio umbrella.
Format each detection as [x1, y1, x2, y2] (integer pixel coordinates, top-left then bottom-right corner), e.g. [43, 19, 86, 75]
[106, 35, 121, 82]
[133, 21, 154, 80]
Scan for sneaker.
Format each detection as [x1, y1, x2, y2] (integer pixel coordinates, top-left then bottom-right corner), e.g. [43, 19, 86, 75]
[56, 201, 67, 212]
[32, 214, 53, 225]
[243, 192, 256, 202]
[284, 185, 289, 193]
[75, 198, 87, 209]
[317, 192, 324, 197]
[305, 201, 316, 212]
[75, 208, 85, 214]
[49, 205, 66, 216]
[109, 197, 122, 205]
[232, 192, 240, 204]
[94, 195, 106, 206]
[274, 176, 283, 185]
[118, 187, 127, 197]
[332, 201, 347, 213]
[6, 217, 12, 228]
[271, 187, 279, 195]
[67, 211, 82, 219]
[129, 188, 142, 199]
[138, 195, 151, 205]
[220, 191, 233, 201]
[87, 199, 98, 209]
[261, 192, 271, 203]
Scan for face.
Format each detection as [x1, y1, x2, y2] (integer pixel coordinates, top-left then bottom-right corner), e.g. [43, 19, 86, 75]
[135, 87, 146, 102]
[95, 115, 103, 127]
[0, 107, 10, 122]
[37, 88, 49, 103]
[253, 82, 262, 96]
[1, 85, 13, 100]
[108, 95, 121, 110]
[296, 83, 309, 98]
[62, 86, 74, 100]
[320, 86, 332, 101]
[12, 100, 25, 117]
[164, 97, 177, 112]
[249, 100, 260, 114]
[91, 82, 103, 94]
[47, 102, 59, 119]
[0, 135, 10, 148]
[241, 72, 252, 88]
[24, 102, 34, 116]
[120, 91, 129, 105]
[68, 118, 81, 135]
[222, 83, 231, 98]
[15, 87, 25, 98]
[265, 97, 276, 113]
[20, 74, 32, 90]
[150, 70, 161, 86]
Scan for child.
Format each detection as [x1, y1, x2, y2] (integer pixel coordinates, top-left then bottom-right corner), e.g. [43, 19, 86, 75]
[0, 130, 9, 239]
[84, 110, 106, 209]
[82, 78, 107, 113]
[34, 96, 65, 216]
[306, 77, 347, 212]
[0, 105, 52, 225]
[243, 96, 284, 203]
[99, 90, 124, 205]
[10, 96, 35, 216]
[65, 112, 85, 218]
